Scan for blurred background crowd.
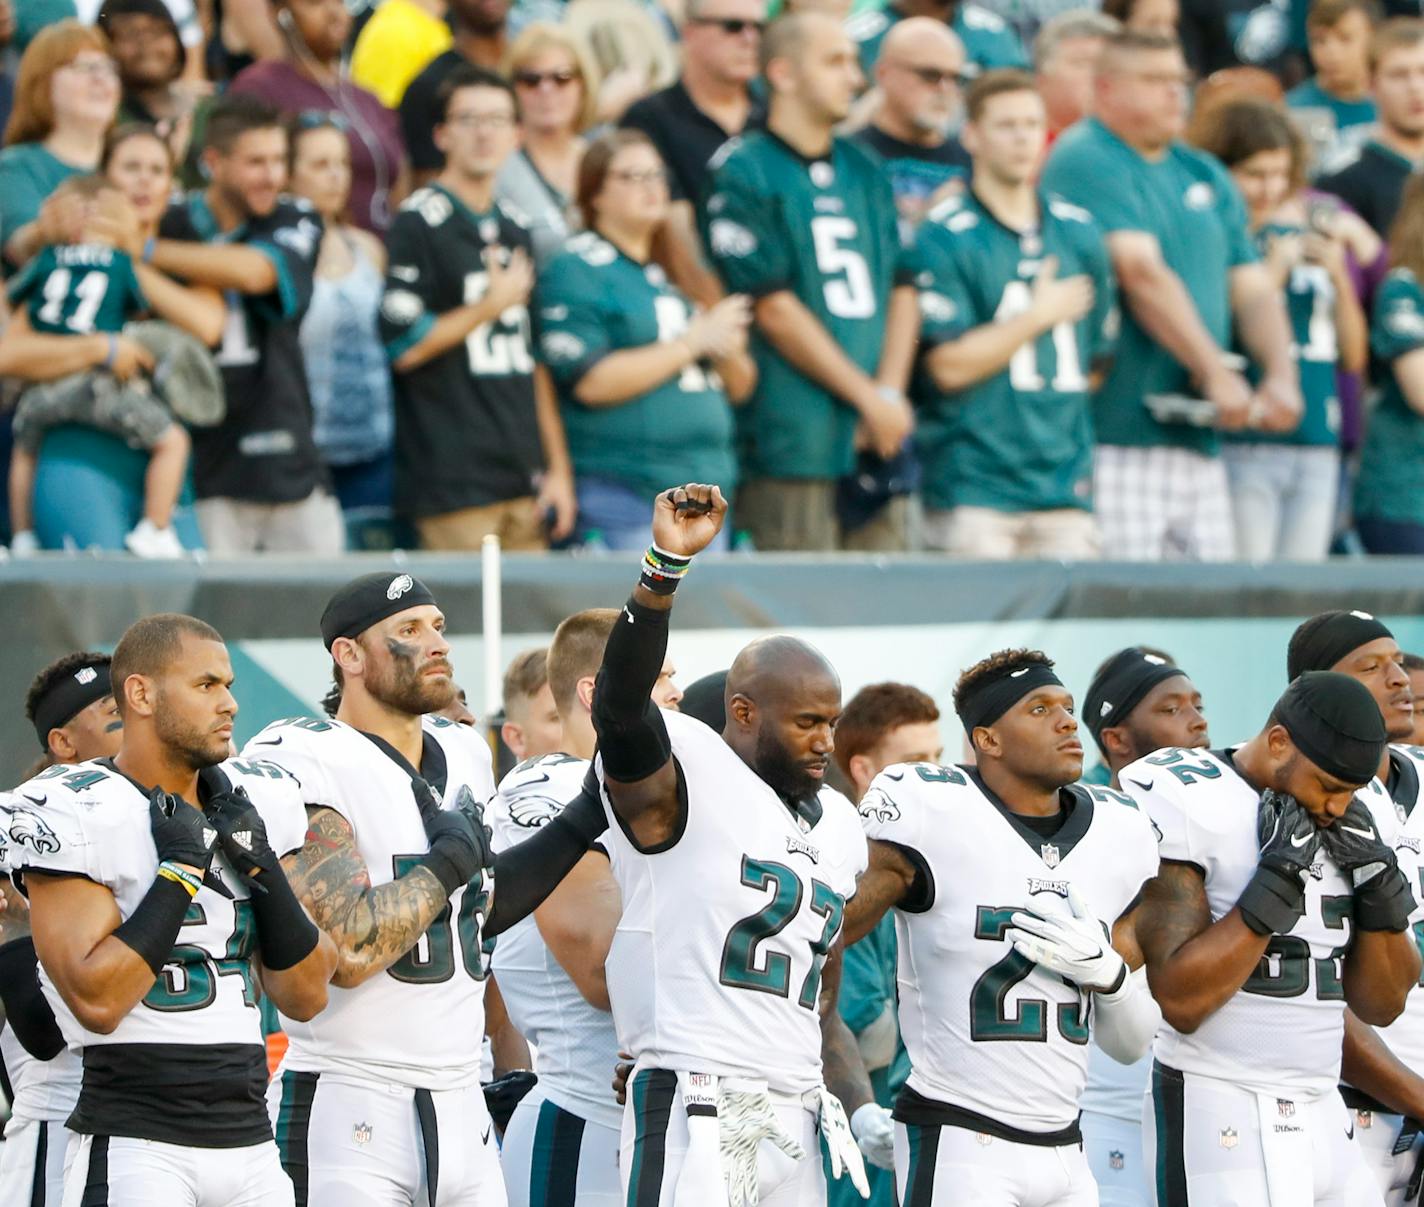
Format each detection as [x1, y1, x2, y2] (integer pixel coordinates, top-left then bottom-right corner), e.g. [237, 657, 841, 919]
[1, 0, 1422, 560]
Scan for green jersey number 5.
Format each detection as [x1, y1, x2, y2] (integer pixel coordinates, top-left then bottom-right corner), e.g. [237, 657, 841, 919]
[811, 217, 876, 320]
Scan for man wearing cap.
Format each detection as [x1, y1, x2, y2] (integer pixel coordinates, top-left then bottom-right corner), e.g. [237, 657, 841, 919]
[248, 571, 608, 1207]
[1078, 647, 1210, 1206]
[1124, 671, 1419, 1205]
[0, 653, 124, 1206]
[843, 647, 1161, 1204]
[1287, 610, 1424, 1205]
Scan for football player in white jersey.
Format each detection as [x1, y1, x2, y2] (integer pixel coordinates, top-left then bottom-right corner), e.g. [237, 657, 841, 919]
[842, 648, 1162, 1206]
[0, 653, 123, 1207]
[491, 608, 681, 1207]
[1126, 670, 1420, 1206]
[15, 614, 338, 1207]
[256, 572, 607, 1207]
[1284, 611, 1424, 1204]
[1078, 648, 1210, 1207]
[589, 484, 873, 1206]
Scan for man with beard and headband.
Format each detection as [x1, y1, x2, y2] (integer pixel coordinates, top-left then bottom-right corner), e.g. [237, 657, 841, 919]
[249, 571, 609, 1207]
[1283, 611, 1424, 1205]
[1078, 648, 1209, 1207]
[0, 653, 124, 1207]
[841, 648, 1161, 1205]
[1123, 671, 1419, 1206]
[589, 483, 874, 1204]
[490, 608, 681, 1207]
[11, 614, 338, 1207]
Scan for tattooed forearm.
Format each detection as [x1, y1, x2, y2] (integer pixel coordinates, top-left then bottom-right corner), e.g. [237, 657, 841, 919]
[281, 807, 449, 989]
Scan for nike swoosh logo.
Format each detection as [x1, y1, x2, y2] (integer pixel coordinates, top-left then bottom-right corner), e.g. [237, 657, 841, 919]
[1127, 778, 1154, 793]
[252, 737, 283, 746]
[885, 770, 905, 781]
[21, 792, 46, 806]
[1338, 825, 1375, 840]
[482, 1124, 492, 1144]
[523, 771, 550, 786]
[1290, 832, 1314, 847]
[1347, 1123, 1355, 1140]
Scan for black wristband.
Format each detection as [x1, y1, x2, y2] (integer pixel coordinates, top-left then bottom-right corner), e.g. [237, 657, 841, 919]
[1237, 864, 1308, 937]
[417, 846, 467, 898]
[1355, 865, 1416, 932]
[0, 937, 64, 1060]
[247, 868, 321, 970]
[114, 874, 195, 976]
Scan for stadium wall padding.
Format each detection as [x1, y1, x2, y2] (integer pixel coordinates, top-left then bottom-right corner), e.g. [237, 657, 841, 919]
[4, 554, 1424, 784]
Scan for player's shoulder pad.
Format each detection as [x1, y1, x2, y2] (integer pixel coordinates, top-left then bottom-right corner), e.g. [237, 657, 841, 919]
[247, 714, 346, 751]
[1394, 744, 1424, 768]
[960, 2, 1008, 30]
[844, 8, 889, 41]
[4, 760, 121, 875]
[859, 761, 974, 828]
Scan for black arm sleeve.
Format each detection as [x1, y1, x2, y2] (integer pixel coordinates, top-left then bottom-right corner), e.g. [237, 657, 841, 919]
[590, 598, 673, 784]
[484, 775, 608, 939]
[0, 938, 65, 1060]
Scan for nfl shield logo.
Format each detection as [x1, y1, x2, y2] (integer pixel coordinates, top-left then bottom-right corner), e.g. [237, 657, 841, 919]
[353, 1122, 373, 1146]
[1041, 843, 1060, 868]
[1219, 1128, 1238, 1150]
[1358, 1111, 1373, 1130]
[1278, 1099, 1295, 1119]
[1109, 1150, 1124, 1171]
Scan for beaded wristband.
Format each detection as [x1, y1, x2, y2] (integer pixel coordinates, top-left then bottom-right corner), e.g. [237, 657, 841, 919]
[639, 544, 692, 596]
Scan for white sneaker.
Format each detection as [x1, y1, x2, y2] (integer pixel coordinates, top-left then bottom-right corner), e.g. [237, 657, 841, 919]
[125, 519, 184, 558]
[9, 529, 39, 557]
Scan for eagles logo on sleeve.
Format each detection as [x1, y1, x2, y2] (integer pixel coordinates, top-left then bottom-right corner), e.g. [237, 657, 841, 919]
[3, 805, 62, 856]
[857, 786, 900, 824]
[509, 794, 566, 830]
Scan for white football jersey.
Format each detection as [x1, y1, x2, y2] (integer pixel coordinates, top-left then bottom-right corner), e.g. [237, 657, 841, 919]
[1359, 745, 1424, 1078]
[488, 752, 622, 1129]
[0, 790, 82, 1126]
[860, 765, 1157, 1133]
[244, 714, 496, 1090]
[598, 710, 868, 1095]
[1124, 746, 1400, 1098]
[5, 757, 306, 1052]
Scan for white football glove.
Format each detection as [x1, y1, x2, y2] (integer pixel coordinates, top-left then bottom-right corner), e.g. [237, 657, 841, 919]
[818, 1087, 870, 1199]
[1006, 884, 1126, 993]
[718, 1086, 805, 1207]
[849, 1102, 895, 1171]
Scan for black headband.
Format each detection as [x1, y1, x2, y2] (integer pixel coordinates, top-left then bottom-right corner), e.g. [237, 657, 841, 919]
[1288, 610, 1393, 681]
[1083, 648, 1183, 746]
[32, 662, 112, 748]
[958, 662, 1064, 733]
[1275, 671, 1388, 785]
[321, 572, 438, 650]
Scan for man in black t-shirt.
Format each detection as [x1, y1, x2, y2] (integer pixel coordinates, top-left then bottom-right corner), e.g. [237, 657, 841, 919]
[853, 18, 971, 232]
[1317, 17, 1424, 237]
[152, 94, 341, 555]
[380, 66, 575, 550]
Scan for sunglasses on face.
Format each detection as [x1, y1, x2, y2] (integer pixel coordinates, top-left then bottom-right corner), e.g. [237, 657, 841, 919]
[514, 69, 579, 88]
[689, 16, 765, 34]
[901, 64, 968, 86]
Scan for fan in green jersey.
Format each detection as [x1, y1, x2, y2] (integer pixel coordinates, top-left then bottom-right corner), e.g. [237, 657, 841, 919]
[701, 12, 919, 551]
[910, 69, 1116, 560]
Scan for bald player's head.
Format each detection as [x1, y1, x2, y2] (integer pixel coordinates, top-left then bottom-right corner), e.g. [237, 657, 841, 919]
[877, 19, 966, 136]
[725, 636, 842, 803]
[762, 12, 863, 123]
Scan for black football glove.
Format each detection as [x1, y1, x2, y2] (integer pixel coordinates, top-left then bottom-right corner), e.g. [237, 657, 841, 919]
[483, 1070, 537, 1136]
[417, 785, 494, 897]
[148, 787, 221, 872]
[203, 788, 280, 887]
[1237, 790, 1321, 936]
[1322, 798, 1415, 932]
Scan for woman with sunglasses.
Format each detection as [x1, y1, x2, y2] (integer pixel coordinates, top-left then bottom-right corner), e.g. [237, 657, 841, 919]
[535, 129, 753, 550]
[286, 112, 396, 548]
[229, 0, 407, 233]
[496, 24, 600, 266]
[0, 22, 120, 272]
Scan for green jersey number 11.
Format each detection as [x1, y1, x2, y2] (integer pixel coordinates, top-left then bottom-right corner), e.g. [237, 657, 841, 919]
[994, 281, 1087, 393]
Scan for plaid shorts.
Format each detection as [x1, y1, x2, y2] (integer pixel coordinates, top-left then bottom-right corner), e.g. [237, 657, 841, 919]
[1093, 444, 1235, 561]
[12, 370, 173, 454]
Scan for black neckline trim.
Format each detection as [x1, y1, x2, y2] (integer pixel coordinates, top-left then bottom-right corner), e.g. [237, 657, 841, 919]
[1390, 746, 1420, 818]
[963, 767, 1094, 862]
[355, 727, 449, 797]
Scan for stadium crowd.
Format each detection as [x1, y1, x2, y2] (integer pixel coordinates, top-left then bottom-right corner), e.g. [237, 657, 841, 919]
[2, 0, 1424, 559]
[5, 491, 1424, 1207]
